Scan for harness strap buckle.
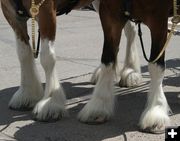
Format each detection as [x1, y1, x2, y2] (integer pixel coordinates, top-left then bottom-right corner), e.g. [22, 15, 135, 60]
[30, 5, 40, 17]
[171, 15, 180, 24]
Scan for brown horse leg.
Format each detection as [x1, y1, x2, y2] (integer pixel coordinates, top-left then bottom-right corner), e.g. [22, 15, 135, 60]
[33, 1, 66, 121]
[78, 1, 126, 123]
[1, 2, 43, 110]
[91, 21, 141, 87]
[139, 18, 170, 133]
[91, 1, 141, 87]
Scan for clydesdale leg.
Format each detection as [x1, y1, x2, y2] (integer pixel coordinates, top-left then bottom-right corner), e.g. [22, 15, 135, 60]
[139, 17, 170, 133]
[91, 0, 141, 87]
[33, 1, 66, 121]
[1, 2, 43, 110]
[78, 0, 127, 123]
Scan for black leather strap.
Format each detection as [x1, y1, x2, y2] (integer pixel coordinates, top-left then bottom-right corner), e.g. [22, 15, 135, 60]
[13, 0, 30, 18]
[178, 0, 180, 5]
[123, 0, 132, 16]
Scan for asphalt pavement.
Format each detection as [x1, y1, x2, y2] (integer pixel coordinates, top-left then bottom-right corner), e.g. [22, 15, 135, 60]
[0, 9, 180, 141]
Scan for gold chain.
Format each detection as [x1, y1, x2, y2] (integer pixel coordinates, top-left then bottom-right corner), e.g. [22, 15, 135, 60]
[152, 0, 180, 63]
[29, 0, 179, 61]
[30, 0, 46, 58]
[174, 0, 177, 16]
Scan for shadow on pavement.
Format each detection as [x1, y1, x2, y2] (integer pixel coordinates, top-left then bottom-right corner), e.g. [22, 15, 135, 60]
[0, 87, 31, 133]
[62, 81, 93, 99]
[0, 59, 179, 141]
[7, 85, 148, 141]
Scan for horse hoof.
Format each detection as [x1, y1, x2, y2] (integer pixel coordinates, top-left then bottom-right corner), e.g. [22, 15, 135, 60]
[139, 125, 165, 134]
[78, 115, 108, 125]
[78, 104, 112, 124]
[33, 98, 66, 122]
[178, 94, 180, 98]
[8, 88, 42, 111]
[120, 70, 141, 87]
[33, 109, 64, 122]
[9, 105, 33, 111]
[32, 113, 62, 122]
[139, 106, 170, 134]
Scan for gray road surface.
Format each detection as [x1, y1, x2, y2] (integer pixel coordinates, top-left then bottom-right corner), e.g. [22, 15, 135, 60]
[0, 9, 180, 141]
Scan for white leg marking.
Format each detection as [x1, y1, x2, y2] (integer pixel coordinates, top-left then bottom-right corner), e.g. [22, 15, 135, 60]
[90, 65, 101, 84]
[120, 21, 142, 87]
[33, 39, 66, 121]
[9, 37, 43, 110]
[139, 63, 170, 133]
[90, 0, 102, 84]
[78, 64, 115, 123]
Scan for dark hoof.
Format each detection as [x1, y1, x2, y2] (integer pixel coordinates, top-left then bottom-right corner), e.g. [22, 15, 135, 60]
[32, 113, 63, 122]
[9, 105, 33, 111]
[79, 116, 108, 125]
[139, 126, 165, 134]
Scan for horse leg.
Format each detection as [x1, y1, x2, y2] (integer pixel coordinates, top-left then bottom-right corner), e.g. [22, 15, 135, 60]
[91, 21, 141, 86]
[90, 0, 103, 84]
[139, 19, 170, 133]
[78, 2, 126, 123]
[1, 3, 43, 110]
[119, 21, 142, 87]
[33, 3, 66, 121]
[91, 1, 141, 86]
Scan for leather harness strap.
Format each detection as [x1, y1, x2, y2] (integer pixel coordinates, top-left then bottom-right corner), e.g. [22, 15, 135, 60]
[123, 0, 132, 16]
[12, 0, 80, 59]
[13, 0, 80, 17]
[123, 0, 140, 23]
[13, 0, 30, 18]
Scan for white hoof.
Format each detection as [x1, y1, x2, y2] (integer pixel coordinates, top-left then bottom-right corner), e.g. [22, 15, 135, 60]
[83, 64, 115, 124]
[90, 66, 101, 84]
[9, 86, 43, 110]
[78, 98, 114, 124]
[33, 89, 66, 121]
[120, 68, 142, 87]
[139, 106, 170, 133]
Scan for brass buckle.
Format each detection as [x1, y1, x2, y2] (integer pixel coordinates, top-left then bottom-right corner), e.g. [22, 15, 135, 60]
[30, 5, 39, 17]
[171, 15, 180, 24]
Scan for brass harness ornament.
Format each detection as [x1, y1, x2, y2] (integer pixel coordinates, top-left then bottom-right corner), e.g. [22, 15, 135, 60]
[29, 0, 180, 61]
[30, 0, 46, 58]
